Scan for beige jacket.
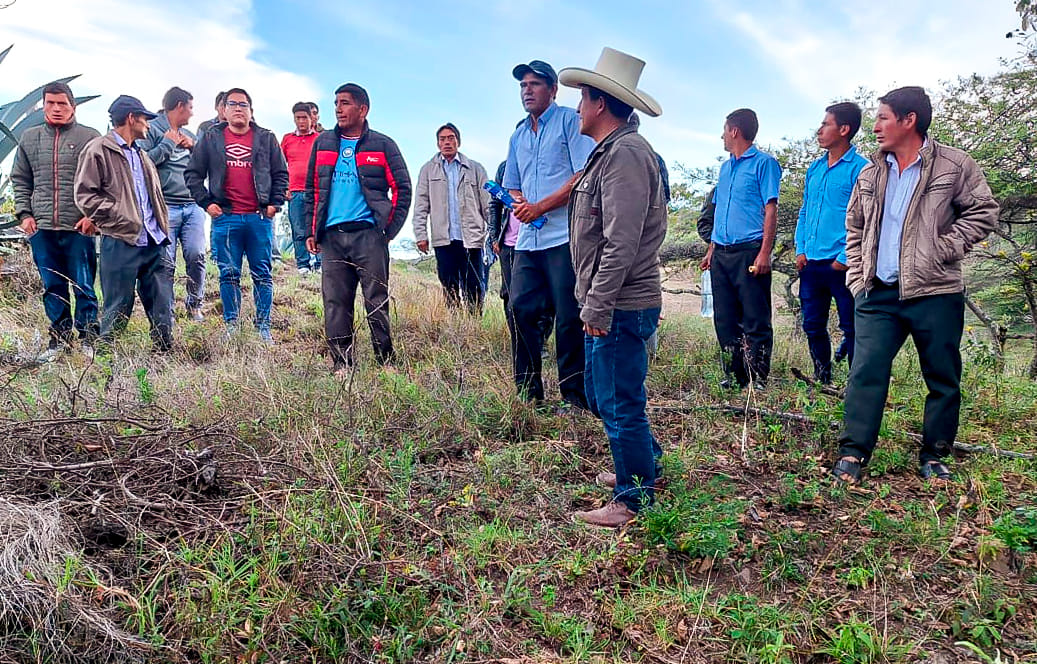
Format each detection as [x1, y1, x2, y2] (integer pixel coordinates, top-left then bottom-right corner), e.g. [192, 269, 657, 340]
[569, 125, 667, 331]
[74, 133, 169, 245]
[846, 139, 999, 299]
[412, 152, 489, 249]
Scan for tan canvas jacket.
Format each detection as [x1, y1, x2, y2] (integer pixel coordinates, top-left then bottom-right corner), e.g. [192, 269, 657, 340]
[569, 125, 667, 331]
[845, 139, 999, 299]
[74, 133, 169, 245]
[412, 152, 489, 249]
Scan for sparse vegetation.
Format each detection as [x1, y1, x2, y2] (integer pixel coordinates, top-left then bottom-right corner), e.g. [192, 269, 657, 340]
[0, 248, 1034, 663]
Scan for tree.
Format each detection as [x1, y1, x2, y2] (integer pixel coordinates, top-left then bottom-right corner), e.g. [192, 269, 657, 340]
[932, 66, 1037, 376]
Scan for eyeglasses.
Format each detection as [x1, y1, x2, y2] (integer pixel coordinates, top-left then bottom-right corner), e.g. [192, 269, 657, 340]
[225, 100, 251, 109]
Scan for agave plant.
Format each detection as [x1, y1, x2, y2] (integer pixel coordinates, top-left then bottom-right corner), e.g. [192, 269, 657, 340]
[0, 44, 99, 165]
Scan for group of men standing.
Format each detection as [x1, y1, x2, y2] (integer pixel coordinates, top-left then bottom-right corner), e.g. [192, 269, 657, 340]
[699, 87, 999, 488]
[11, 51, 1000, 527]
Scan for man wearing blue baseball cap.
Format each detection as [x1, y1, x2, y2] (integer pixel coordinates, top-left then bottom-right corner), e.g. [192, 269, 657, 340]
[503, 59, 596, 410]
[75, 95, 174, 353]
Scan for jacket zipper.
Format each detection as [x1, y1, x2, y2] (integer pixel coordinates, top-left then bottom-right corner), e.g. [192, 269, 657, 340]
[52, 125, 61, 228]
[895, 150, 929, 300]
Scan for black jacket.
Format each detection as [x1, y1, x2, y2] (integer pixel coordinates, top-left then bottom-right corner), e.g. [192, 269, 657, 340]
[184, 121, 288, 211]
[303, 122, 412, 242]
[697, 185, 717, 244]
[487, 160, 509, 246]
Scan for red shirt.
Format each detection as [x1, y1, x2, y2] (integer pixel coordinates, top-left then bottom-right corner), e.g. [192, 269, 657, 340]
[224, 127, 259, 213]
[281, 131, 319, 192]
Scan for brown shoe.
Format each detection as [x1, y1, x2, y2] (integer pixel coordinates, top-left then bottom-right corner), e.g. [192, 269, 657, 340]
[573, 502, 637, 528]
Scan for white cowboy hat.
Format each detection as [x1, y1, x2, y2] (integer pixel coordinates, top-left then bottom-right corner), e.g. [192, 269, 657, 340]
[558, 47, 662, 117]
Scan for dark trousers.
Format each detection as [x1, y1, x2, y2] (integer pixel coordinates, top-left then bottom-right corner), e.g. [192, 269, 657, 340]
[800, 259, 855, 383]
[433, 240, 483, 313]
[499, 244, 519, 377]
[711, 242, 773, 385]
[28, 229, 99, 343]
[510, 243, 586, 406]
[585, 308, 661, 511]
[321, 226, 393, 365]
[838, 284, 964, 465]
[99, 236, 174, 350]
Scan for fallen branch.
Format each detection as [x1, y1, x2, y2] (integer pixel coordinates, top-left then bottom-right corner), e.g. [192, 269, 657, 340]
[649, 402, 1036, 460]
[790, 367, 845, 398]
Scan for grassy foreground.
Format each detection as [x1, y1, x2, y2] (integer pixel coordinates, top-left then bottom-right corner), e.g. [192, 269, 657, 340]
[0, 251, 1035, 664]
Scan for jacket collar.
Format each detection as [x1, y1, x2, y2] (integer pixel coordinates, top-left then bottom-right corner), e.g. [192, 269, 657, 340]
[590, 124, 637, 156]
[43, 119, 79, 133]
[336, 120, 369, 141]
[871, 137, 936, 166]
[211, 120, 262, 135]
[433, 151, 471, 169]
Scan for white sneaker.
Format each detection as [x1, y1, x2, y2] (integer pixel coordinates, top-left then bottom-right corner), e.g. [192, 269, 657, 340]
[297, 267, 310, 275]
[37, 345, 64, 363]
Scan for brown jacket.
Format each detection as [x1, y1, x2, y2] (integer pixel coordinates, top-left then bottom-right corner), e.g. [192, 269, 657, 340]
[569, 125, 667, 331]
[846, 139, 999, 299]
[74, 133, 169, 245]
[412, 152, 489, 249]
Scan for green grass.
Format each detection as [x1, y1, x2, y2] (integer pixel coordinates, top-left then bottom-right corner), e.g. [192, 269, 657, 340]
[0, 256, 1035, 663]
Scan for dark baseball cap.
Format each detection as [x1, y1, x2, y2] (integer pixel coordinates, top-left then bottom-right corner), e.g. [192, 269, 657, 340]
[107, 95, 158, 121]
[512, 60, 557, 85]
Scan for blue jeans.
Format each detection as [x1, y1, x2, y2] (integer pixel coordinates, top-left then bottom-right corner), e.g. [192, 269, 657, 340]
[799, 260, 855, 382]
[584, 307, 661, 511]
[212, 213, 273, 329]
[166, 203, 207, 310]
[28, 229, 99, 342]
[287, 193, 320, 270]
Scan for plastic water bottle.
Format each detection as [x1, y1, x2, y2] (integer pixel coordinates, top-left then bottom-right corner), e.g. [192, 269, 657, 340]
[701, 269, 714, 318]
[484, 180, 547, 229]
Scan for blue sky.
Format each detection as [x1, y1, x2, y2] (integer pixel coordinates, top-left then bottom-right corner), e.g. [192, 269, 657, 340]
[0, 0, 1023, 217]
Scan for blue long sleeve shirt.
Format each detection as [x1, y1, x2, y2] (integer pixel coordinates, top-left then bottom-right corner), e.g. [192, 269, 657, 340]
[711, 145, 782, 246]
[502, 103, 594, 251]
[794, 146, 868, 265]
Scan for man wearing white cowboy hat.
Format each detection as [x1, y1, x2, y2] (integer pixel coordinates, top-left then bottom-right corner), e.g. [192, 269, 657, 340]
[561, 48, 667, 528]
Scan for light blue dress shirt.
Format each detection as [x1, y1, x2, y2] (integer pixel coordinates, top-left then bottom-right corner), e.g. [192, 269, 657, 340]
[502, 102, 594, 251]
[795, 146, 868, 265]
[711, 145, 782, 246]
[112, 131, 166, 247]
[876, 147, 924, 283]
[441, 155, 462, 242]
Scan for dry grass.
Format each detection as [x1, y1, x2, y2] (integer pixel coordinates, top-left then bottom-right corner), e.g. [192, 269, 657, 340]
[0, 248, 1035, 663]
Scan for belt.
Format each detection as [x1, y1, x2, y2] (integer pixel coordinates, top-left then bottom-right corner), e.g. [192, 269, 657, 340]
[713, 240, 762, 253]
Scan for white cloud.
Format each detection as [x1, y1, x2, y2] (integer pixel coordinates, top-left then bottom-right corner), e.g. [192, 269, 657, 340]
[718, 0, 1020, 106]
[0, 0, 321, 143]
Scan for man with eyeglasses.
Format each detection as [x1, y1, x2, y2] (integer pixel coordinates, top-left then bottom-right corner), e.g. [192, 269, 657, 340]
[186, 87, 288, 345]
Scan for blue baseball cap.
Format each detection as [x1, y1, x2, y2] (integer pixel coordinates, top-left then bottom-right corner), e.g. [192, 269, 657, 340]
[107, 95, 158, 121]
[512, 60, 557, 85]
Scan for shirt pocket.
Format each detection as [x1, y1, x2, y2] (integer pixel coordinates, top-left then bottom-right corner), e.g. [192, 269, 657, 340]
[825, 179, 855, 210]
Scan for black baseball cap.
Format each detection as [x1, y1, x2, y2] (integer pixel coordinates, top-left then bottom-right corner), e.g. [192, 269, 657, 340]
[512, 60, 557, 85]
[107, 95, 158, 121]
